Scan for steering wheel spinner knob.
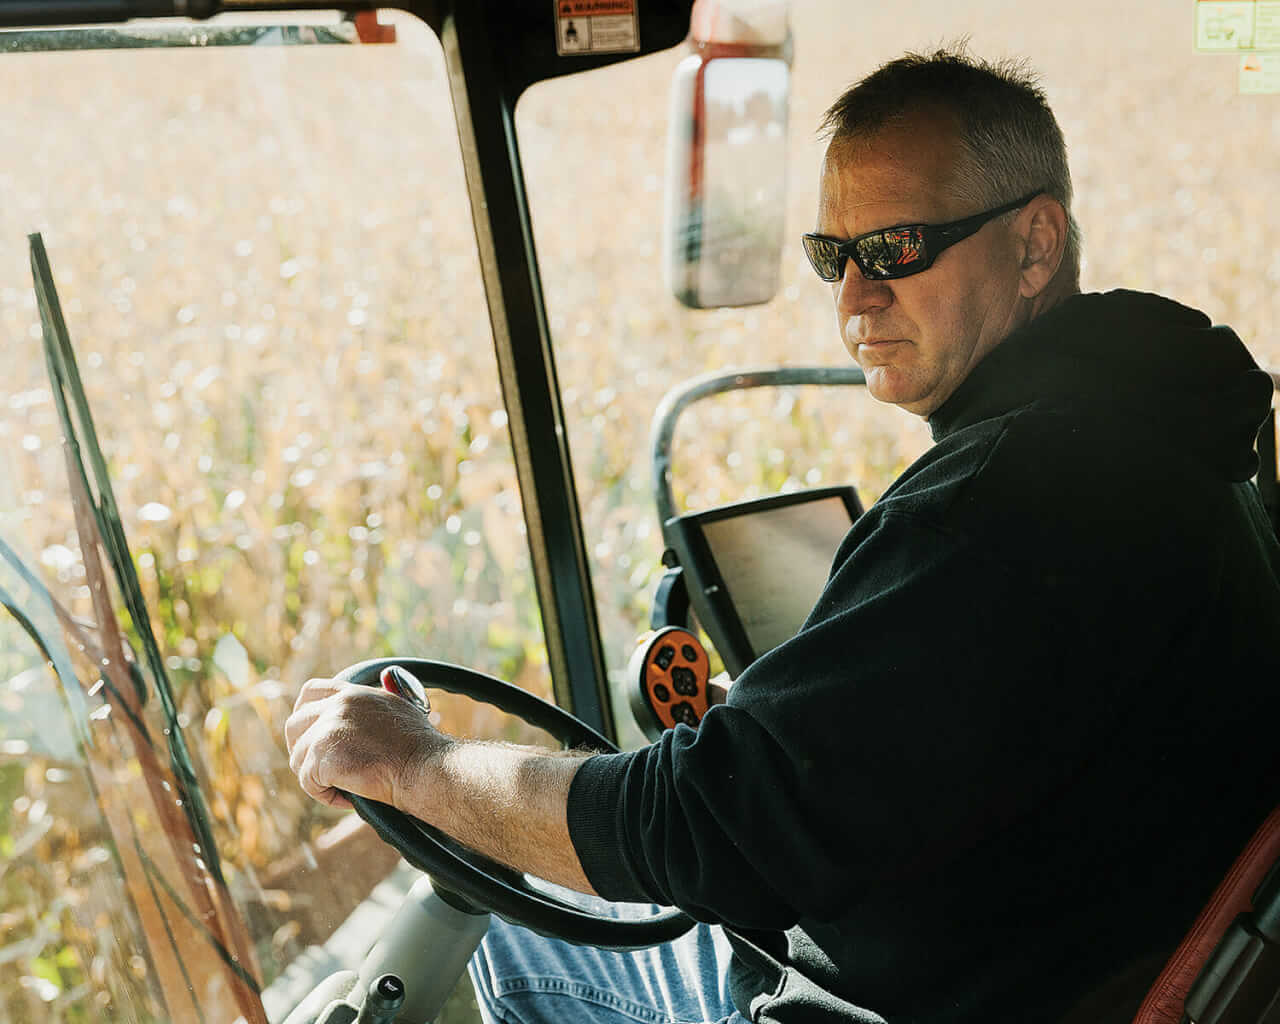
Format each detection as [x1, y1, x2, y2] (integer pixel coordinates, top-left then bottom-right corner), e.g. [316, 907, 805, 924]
[628, 627, 711, 742]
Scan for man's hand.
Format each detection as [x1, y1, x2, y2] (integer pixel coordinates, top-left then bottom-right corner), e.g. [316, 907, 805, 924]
[283, 669, 598, 894]
[285, 676, 450, 812]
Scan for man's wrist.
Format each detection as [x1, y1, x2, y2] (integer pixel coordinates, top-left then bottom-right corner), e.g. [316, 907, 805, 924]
[393, 729, 457, 820]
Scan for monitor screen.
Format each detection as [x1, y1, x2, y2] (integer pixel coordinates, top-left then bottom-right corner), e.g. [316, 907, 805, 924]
[698, 494, 854, 658]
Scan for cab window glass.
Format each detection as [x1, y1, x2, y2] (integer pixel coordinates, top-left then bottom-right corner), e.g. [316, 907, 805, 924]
[516, 0, 1280, 734]
[0, 16, 544, 1020]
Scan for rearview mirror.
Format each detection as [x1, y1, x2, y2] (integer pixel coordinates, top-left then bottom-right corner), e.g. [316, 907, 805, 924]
[664, 1, 792, 309]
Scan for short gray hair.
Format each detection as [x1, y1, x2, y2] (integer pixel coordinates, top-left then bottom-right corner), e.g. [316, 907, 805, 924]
[821, 46, 1081, 285]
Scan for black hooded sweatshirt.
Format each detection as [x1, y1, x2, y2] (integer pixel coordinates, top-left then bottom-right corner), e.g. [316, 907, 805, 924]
[567, 291, 1280, 1023]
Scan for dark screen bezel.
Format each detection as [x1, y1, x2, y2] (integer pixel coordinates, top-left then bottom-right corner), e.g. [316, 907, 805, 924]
[662, 485, 862, 677]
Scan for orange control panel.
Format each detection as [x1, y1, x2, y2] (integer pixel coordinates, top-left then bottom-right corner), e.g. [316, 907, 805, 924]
[629, 627, 710, 739]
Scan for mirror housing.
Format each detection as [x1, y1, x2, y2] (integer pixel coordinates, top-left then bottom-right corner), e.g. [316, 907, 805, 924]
[664, 0, 792, 309]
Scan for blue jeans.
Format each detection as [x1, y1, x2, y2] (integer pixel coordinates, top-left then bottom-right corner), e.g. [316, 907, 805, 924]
[468, 895, 743, 1024]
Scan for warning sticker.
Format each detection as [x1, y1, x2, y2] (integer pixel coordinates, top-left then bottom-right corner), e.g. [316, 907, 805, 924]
[1240, 52, 1280, 91]
[555, 0, 640, 56]
[1195, 0, 1280, 51]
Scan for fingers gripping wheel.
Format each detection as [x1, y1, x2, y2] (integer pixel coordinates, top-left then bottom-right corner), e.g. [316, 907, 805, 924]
[628, 628, 711, 742]
[333, 658, 695, 949]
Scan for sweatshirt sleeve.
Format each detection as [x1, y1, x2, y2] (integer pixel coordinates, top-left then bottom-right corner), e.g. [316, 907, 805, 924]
[566, 705, 835, 928]
[567, 509, 1118, 931]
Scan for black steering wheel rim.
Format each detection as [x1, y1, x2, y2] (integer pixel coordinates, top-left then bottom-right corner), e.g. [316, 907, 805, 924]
[335, 657, 696, 949]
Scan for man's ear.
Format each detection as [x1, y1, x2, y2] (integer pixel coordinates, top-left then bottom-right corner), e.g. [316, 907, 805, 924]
[1016, 196, 1068, 298]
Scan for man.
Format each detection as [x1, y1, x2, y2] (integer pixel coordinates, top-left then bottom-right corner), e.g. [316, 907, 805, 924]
[287, 49, 1280, 1023]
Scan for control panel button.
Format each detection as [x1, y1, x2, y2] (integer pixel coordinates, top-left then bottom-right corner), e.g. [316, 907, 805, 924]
[670, 666, 698, 695]
[628, 627, 711, 741]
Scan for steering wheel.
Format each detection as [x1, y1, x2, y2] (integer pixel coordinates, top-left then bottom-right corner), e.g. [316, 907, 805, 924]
[334, 657, 696, 950]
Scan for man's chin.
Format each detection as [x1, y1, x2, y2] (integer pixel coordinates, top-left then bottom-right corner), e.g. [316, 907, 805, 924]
[863, 367, 930, 413]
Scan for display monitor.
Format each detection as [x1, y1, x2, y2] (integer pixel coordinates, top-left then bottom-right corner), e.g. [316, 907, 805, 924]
[664, 486, 861, 676]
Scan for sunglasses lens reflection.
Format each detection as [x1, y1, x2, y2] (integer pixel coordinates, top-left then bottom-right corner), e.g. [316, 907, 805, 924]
[856, 227, 928, 280]
[802, 237, 844, 282]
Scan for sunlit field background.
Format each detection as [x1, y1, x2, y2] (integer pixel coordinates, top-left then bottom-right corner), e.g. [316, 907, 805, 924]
[0, 1, 1277, 1020]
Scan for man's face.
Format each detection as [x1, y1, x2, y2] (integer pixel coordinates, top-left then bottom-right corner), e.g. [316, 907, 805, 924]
[816, 109, 1030, 417]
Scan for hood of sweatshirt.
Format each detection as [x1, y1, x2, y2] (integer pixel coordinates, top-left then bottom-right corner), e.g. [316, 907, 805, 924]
[927, 290, 1275, 482]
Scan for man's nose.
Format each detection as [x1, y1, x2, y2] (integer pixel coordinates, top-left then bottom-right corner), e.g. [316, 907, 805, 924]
[834, 267, 893, 317]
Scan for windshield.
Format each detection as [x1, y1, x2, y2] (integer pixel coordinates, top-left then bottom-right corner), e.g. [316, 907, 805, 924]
[0, 15, 547, 1022]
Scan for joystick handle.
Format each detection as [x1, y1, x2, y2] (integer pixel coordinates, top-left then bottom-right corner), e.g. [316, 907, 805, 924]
[628, 627, 711, 741]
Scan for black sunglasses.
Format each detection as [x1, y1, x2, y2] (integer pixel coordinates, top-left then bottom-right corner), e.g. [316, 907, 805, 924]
[801, 191, 1043, 283]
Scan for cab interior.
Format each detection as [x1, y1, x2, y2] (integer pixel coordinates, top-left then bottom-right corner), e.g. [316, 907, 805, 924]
[0, 2, 1277, 1022]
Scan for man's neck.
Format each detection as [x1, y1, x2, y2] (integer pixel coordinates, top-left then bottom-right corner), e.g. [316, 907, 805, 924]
[1028, 273, 1081, 321]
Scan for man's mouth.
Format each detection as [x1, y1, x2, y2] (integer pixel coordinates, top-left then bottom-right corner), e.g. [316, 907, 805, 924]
[855, 338, 908, 356]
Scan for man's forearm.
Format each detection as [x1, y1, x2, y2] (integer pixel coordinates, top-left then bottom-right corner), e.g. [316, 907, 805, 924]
[410, 738, 599, 895]
[285, 678, 602, 894]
